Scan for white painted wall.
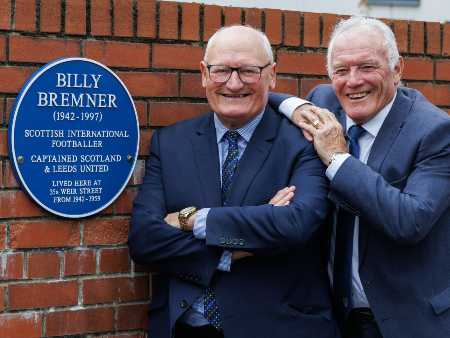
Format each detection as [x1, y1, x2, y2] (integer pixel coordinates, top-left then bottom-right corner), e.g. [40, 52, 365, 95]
[163, 0, 449, 23]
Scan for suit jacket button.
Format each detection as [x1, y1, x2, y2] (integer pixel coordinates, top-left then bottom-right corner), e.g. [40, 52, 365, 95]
[180, 300, 188, 309]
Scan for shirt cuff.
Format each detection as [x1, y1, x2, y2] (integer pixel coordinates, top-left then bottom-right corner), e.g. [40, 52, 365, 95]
[326, 153, 351, 180]
[217, 251, 232, 272]
[193, 208, 209, 239]
[279, 97, 310, 120]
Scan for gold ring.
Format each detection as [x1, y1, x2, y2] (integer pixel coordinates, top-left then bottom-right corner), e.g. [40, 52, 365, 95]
[312, 119, 321, 129]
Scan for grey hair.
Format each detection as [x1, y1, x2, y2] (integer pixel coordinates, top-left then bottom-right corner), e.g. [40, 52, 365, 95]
[326, 16, 400, 78]
[203, 25, 274, 63]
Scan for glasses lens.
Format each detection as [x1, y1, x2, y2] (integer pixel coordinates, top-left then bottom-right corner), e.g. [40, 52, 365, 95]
[209, 66, 231, 83]
[238, 66, 261, 84]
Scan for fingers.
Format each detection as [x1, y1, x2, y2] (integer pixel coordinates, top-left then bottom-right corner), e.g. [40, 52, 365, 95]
[232, 251, 254, 261]
[269, 186, 296, 206]
[298, 120, 317, 138]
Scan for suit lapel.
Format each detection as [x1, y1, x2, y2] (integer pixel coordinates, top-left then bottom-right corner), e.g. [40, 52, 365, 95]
[190, 114, 222, 207]
[226, 106, 280, 206]
[358, 89, 412, 264]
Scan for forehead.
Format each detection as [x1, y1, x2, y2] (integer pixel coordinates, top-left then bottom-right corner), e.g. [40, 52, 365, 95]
[206, 28, 268, 65]
[331, 29, 388, 65]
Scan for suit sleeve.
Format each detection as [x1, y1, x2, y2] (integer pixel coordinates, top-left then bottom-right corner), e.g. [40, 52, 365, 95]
[205, 141, 329, 252]
[331, 119, 450, 244]
[128, 130, 222, 286]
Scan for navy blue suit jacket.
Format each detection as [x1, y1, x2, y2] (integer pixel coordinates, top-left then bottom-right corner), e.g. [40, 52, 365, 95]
[129, 105, 339, 338]
[269, 85, 450, 338]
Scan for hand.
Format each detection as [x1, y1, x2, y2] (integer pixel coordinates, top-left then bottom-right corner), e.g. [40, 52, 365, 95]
[164, 211, 180, 229]
[232, 250, 253, 261]
[297, 107, 348, 165]
[269, 186, 296, 206]
[292, 104, 315, 141]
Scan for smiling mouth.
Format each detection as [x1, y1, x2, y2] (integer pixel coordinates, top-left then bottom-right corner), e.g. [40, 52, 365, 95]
[347, 91, 370, 100]
[220, 93, 251, 98]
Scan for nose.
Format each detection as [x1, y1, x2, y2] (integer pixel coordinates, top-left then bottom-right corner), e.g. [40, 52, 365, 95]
[346, 67, 364, 87]
[226, 70, 244, 90]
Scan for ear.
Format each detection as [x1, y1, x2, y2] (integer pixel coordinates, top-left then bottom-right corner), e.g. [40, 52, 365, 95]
[393, 57, 404, 86]
[200, 61, 208, 88]
[269, 62, 277, 90]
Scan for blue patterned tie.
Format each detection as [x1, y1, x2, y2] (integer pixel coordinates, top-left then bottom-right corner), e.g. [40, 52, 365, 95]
[204, 130, 240, 330]
[333, 125, 365, 317]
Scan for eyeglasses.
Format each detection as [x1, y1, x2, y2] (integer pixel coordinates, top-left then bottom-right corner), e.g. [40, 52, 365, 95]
[206, 63, 272, 84]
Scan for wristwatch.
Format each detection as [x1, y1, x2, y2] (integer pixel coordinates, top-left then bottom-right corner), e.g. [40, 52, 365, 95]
[328, 152, 347, 166]
[178, 206, 197, 231]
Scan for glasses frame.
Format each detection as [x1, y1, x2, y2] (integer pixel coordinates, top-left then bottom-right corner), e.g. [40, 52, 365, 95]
[206, 63, 272, 84]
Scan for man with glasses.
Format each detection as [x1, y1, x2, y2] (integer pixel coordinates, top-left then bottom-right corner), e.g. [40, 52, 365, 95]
[129, 25, 339, 338]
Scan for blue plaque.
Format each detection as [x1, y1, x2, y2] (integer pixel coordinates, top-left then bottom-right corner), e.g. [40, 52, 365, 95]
[8, 58, 139, 218]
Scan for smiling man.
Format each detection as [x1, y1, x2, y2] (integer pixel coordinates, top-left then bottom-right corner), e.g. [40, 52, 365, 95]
[129, 25, 339, 338]
[270, 16, 450, 338]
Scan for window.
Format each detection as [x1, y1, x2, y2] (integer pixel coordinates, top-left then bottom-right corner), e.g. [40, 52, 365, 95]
[368, 0, 420, 6]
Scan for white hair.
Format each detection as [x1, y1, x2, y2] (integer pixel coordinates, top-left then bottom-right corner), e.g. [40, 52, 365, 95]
[203, 25, 274, 63]
[326, 16, 400, 78]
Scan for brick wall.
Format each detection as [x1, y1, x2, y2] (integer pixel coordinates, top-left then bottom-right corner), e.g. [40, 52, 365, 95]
[0, 1, 448, 337]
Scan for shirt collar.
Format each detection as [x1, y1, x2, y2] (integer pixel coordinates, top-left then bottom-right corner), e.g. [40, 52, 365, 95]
[346, 91, 397, 138]
[214, 109, 265, 143]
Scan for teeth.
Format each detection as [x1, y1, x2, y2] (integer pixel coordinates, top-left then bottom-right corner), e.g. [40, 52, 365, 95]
[222, 94, 249, 98]
[348, 92, 368, 99]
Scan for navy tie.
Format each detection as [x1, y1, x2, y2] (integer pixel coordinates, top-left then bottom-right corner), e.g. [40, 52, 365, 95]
[204, 130, 240, 330]
[333, 124, 365, 317]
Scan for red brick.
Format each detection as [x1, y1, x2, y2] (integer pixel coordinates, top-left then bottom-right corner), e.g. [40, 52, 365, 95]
[0, 223, 5, 249]
[137, 0, 156, 38]
[409, 21, 424, 54]
[9, 281, 77, 309]
[275, 77, 298, 96]
[265, 9, 282, 45]
[224, 7, 241, 26]
[83, 276, 149, 304]
[6, 97, 15, 123]
[203, 5, 222, 41]
[0, 97, 4, 124]
[0, 0, 11, 29]
[407, 82, 450, 106]
[0, 67, 34, 93]
[322, 14, 340, 47]
[153, 44, 203, 70]
[99, 247, 130, 273]
[0, 191, 44, 218]
[135, 100, 148, 126]
[84, 218, 129, 245]
[284, 11, 300, 46]
[436, 59, 450, 81]
[0, 313, 42, 338]
[14, 0, 36, 31]
[65, 0, 86, 35]
[277, 51, 327, 75]
[84, 40, 150, 68]
[1, 252, 24, 280]
[40, 0, 61, 33]
[0, 35, 6, 62]
[159, 1, 178, 39]
[139, 129, 152, 156]
[426, 22, 441, 55]
[0, 128, 6, 155]
[444, 23, 450, 56]
[403, 57, 433, 80]
[150, 102, 209, 126]
[393, 20, 408, 53]
[117, 304, 149, 330]
[4, 160, 19, 188]
[113, 187, 137, 214]
[300, 78, 330, 98]
[181, 3, 200, 41]
[28, 252, 60, 278]
[180, 73, 205, 98]
[303, 12, 320, 48]
[0, 285, 4, 311]
[46, 307, 114, 336]
[64, 249, 96, 276]
[9, 35, 80, 63]
[113, 0, 133, 37]
[131, 159, 145, 185]
[10, 220, 80, 248]
[117, 72, 178, 97]
[245, 8, 262, 29]
[91, 0, 111, 36]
